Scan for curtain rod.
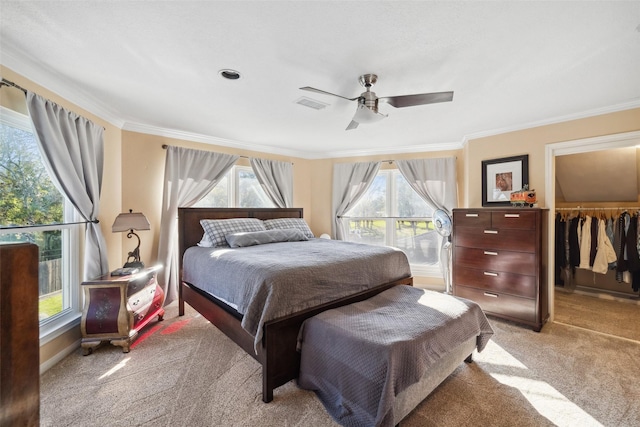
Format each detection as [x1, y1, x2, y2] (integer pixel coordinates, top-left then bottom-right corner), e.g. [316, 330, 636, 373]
[0, 219, 99, 231]
[0, 78, 27, 94]
[161, 144, 249, 159]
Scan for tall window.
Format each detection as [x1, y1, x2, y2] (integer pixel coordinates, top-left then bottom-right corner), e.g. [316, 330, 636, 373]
[0, 106, 80, 336]
[342, 169, 440, 276]
[194, 165, 274, 207]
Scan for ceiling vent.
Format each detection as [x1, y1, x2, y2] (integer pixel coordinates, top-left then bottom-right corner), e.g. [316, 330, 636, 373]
[296, 96, 329, 110]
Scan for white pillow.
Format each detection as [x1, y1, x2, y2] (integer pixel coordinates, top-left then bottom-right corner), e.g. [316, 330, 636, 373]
[200, 218, 266, 247]
[263, 218, 314, 238]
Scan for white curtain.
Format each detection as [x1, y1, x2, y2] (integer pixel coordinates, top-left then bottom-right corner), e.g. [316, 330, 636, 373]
[396, 157, 458, 291]
[249, 158, 293, 208]
[26, 91, 108, 281]
[332, 161, 381, 240]
[157, 146, 239, 304]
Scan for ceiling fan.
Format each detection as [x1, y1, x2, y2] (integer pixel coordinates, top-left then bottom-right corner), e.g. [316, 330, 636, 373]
[300, 74, 453, 130]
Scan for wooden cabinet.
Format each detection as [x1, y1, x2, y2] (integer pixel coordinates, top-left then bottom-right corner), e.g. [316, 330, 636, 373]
[452, 208, 549, 331]
[0, 243, 39, 427]
[80, 265, 165, 354]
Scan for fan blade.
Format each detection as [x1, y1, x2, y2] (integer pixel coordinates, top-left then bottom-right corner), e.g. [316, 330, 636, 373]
[346, 120, 359, 130]
[379, 91, 454, 108]
[300, 86, 359, 101]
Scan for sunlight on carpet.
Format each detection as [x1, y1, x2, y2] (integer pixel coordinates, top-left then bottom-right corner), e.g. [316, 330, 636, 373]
[477, 341, 603, 427]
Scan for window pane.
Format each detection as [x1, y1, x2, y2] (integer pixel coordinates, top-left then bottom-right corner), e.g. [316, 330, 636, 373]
[344, 218, 386, 245]
[0, 123, 63, 227]
[394, 172, 433, 218]
[348, 174, 387, 217]
[393, 219, 440, 266]
[193, 174, 229, 207]
[0, 230, 67, 320]
[238, 169, 274, 208]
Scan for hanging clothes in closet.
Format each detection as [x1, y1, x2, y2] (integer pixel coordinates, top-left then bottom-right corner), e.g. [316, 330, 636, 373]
[555, 209, 640, 292]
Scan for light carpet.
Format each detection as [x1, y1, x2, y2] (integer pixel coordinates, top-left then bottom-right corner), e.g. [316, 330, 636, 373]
[40, 294, 640, 427]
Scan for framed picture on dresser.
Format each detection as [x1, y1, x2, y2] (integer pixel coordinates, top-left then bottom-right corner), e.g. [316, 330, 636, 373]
[481, 154, 529, 207]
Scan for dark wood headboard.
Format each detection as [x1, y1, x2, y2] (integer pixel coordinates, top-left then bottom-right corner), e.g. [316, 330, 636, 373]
[178, 207, 304, 268]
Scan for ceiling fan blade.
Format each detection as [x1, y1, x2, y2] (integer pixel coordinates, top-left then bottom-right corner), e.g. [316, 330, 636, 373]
[300, 86, 359, 101]
[379, 91, 454, 108]
[346, 120, 359, 130]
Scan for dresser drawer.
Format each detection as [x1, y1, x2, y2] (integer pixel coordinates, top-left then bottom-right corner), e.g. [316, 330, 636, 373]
[128, 285, 156, 321]
[453, 266, 537, 299]
[491, 211, 537, 230]
[455, 226, 536, 252]
[454, 246, 537, 276]
[453, 210, 491, 228]
[454, 285, 537, 323]
[127, 274, 156, 297]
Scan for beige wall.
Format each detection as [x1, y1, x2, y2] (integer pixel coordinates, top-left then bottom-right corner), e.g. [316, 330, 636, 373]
[464, 108, 640, 208]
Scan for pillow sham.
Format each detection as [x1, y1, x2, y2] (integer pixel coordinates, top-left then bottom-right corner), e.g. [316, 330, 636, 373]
[263, 218, 314, 238]
[225, 229, 308, 248]
[200, 218, 266, 247]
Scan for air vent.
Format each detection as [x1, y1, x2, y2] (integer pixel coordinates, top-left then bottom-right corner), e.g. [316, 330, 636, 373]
[296, 96, 329, 110]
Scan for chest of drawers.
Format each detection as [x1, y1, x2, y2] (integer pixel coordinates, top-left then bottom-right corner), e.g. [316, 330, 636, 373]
[452, 208, 548, 331]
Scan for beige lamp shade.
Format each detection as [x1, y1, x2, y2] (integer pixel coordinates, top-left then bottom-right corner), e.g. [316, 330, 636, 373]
[112, 211, 150, 232]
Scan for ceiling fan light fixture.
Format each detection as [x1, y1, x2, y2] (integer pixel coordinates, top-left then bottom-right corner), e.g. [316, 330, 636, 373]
[219, 69, 241, 80]
[353, 103, 387, 124]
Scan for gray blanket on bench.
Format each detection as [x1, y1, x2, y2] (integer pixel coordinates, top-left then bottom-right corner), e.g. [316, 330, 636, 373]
[297, 285, 494, 427]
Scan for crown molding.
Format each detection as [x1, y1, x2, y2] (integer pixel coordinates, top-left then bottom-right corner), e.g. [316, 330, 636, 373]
[1, 44, 125, 128]
[121, 121, 310, 158]
[461, 99, 640, 147]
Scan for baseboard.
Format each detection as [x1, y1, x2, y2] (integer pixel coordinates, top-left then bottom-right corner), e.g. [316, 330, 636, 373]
[40, 339, 81, 374]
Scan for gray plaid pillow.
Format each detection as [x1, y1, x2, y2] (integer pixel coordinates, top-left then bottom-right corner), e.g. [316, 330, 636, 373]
[263, 218, 314, 238]
[200, 218, 266, 247]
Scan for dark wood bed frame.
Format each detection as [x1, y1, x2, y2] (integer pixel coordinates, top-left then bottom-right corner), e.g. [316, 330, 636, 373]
[177, 207, 413, 403]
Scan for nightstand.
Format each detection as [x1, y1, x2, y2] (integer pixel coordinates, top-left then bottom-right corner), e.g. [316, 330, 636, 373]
[80, 265, 164, 355]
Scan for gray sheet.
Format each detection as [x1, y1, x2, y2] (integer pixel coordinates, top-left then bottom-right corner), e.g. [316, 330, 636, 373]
[296, 285, 494, 427]
[182, 239, 411, 351]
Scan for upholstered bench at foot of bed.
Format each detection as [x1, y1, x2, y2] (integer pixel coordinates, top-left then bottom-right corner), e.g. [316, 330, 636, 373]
[296, 285, 494, 427]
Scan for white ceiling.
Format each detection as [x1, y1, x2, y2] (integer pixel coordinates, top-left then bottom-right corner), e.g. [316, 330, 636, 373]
[1, 1, 639, 159]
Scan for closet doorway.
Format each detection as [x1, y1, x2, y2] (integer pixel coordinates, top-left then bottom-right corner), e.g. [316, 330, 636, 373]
[546, 131, 640, 342]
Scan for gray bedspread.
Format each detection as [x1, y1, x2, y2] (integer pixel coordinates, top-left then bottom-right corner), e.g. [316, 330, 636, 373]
[296, 285, 494, 427]
[182, 239, 411, 352]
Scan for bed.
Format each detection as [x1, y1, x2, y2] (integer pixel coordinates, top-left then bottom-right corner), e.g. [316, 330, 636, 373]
[178, 207, 413, 403]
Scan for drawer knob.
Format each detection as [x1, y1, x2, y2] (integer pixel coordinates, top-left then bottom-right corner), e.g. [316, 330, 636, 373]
[483, 230, 498, 234]
[484, 292, 499, 298]
[483, 272, 498, 277]
[504, 214, 520, 218]
[483, 251, 498, 256]
[465, 213, 479, 217]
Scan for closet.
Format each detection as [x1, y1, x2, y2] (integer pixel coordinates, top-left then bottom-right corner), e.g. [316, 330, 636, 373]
[555, 207, 640, 299]
[554, 145, 640, 300]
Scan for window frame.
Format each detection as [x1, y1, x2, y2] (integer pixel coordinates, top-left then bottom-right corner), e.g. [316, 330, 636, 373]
[0, 106, 82, 343]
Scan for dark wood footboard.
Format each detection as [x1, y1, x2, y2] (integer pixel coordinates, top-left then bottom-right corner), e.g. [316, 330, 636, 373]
[181, 276, 412, 403]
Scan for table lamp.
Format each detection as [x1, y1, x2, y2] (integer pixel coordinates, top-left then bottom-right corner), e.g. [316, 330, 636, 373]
[112, 209, 150, 269]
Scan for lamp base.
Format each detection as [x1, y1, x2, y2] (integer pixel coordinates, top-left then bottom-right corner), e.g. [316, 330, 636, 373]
[123, 261, 145, 269]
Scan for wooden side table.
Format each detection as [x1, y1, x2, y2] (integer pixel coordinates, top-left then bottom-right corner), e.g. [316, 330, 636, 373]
[80, 265, 165, 355]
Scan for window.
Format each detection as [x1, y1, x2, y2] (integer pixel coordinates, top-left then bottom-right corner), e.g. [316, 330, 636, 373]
[342, 169, 441, 276]
[194, 165, 274, 208]
[0, 106, 81, 340]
